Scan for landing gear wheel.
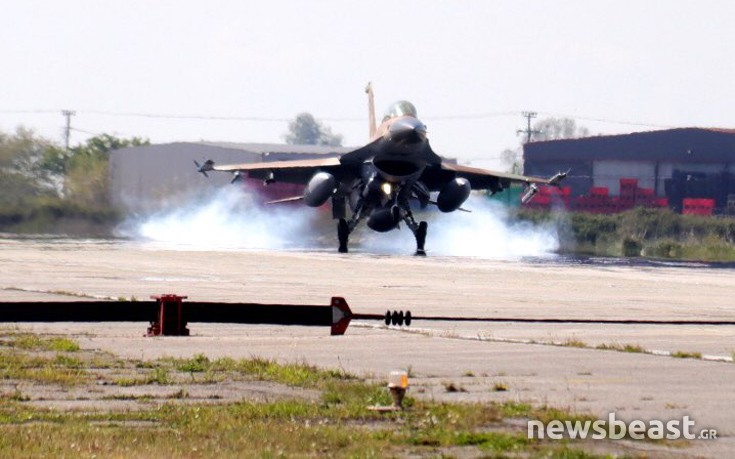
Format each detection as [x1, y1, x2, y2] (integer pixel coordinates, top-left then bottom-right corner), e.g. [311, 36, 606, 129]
[414, 221, 428, 256]
[337, 218, 349, 253]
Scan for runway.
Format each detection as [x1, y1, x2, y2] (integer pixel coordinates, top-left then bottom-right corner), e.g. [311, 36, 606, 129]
[1, 237, 734, 456]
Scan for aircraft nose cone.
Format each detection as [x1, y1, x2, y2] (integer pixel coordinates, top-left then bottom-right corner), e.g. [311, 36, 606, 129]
[389, 118, 427, 141]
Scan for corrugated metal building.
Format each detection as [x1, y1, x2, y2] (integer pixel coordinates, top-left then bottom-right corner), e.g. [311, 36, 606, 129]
[109, 142, 353, 212]
[523, 128, 735, 213]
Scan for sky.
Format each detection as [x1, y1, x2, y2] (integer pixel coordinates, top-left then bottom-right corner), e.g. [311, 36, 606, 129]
[2, 0, 734, 169]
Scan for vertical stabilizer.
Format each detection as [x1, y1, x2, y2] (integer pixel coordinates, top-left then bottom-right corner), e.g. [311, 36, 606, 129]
[365, 82, 377, 139]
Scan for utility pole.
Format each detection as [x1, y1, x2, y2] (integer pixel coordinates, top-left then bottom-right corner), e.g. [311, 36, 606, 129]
[61, 110, 76, 150]
[516, 111, 541, 144]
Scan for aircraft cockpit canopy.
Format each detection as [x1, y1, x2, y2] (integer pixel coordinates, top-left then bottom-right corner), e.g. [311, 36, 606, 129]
[382, 100, 417, 122]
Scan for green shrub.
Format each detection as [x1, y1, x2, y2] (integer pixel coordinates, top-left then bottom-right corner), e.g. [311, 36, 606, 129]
[515, 207, 735, 261]
[621, 238, 642, 257]
[647, 239, 683, 258]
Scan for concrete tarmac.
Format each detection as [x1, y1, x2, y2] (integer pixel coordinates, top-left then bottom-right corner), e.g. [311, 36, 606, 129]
[1, 238, 734, 457]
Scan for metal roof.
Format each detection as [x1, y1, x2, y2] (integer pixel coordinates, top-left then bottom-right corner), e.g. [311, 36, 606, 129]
[524, 128, 735, 163]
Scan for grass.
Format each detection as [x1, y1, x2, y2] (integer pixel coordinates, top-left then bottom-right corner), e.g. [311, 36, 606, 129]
[595, 342, 646, 353]
[0, 391, 30, 402]
[0, 330, 663, 457]
[671, 350, 703, 359]
[555, 339, 705, 363]
[5, 380, 600, 457]
[113, 354, 358, 388]
[492, 382, 509, 392]
[0, 196, 121, 236]
[113, 367, 171, 386]
[443, 381, 467, 393]
[102, 393, 154, 402]
[0, 350, 89, 386]
[3, 333, 80, 352]
[102, 390, 188, 401]
[518, 206, 735, 262]
[161, 354, 356, 387]
[561, 338, 588, 348]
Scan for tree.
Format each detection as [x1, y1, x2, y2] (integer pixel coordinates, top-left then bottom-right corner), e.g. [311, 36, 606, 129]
[0, 129, 148, 232]
[0, 127, 58, 206]
[496, 117, 590, 175]
[42, 134, 147, 176]
[60, 134, 148, 208]
[533, 117, 590, 142]
[500, 147, 524, 175]
[283, 113, 343, 146]
[35, 134, 147, 208]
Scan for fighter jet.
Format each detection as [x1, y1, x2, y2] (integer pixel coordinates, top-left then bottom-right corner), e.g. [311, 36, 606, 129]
[196, 84, 565, 255]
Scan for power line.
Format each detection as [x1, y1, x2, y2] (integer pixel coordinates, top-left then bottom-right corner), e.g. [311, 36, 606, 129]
[0, 107, 693, 130]
[0, 109, 60, 114]
[423, 111, 518, 121]
[82, 110, 292, 122]
[537, 111, 680, 129]
[73, 110, 521, 123]
[70, 126, 104, 136]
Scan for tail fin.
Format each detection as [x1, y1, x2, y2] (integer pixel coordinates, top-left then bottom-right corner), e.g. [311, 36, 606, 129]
[365, 82, 377, 139]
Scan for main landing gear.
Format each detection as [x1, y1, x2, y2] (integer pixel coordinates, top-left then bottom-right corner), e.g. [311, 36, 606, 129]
[337, 212, 428, 256]
[414, 221, 428, 256]
[402, 208, 427, 256]
[338, 218, 350, 253]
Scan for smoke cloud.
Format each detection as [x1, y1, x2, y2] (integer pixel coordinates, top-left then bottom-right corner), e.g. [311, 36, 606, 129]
[361, 195, 559, 258]
[117, 187, 323, 250]
[119, 189, 558, 259]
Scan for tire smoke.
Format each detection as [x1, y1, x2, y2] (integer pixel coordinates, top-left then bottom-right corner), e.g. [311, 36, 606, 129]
[361, 195, 559, 258]
[119, 189, 558, 259]
[117, 187, 322, 250]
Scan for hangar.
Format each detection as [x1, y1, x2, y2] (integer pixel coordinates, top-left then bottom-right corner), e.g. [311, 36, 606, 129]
[523, 128, 735, 214]
[108, 142, 352, 212]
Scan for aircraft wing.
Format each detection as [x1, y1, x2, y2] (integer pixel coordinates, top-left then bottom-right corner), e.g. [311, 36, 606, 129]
[420, 162, 559, 193]
[206, 157, 343, 184]
[199, 140, 382, 184]
[442, 163, 553, 190]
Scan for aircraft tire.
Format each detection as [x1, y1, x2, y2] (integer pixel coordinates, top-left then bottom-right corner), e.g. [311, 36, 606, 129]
[337, 218, 349, 253]
[415, 221, 428, 256]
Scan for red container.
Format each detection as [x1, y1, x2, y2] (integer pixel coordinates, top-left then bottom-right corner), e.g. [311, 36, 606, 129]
[589, 187, 609, 196]
[620, 178, 638, 187]
[682, 198, 714, 215]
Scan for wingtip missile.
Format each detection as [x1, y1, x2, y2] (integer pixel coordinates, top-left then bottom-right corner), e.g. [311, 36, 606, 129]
[194, 159, 215, 177]
[548, 170, 569, 187]
[522, 170, 567, 203]
[521, 183, 539, 204]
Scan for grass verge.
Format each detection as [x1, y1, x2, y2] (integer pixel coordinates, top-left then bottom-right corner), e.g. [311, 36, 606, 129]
[0, 329, 664, 457]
